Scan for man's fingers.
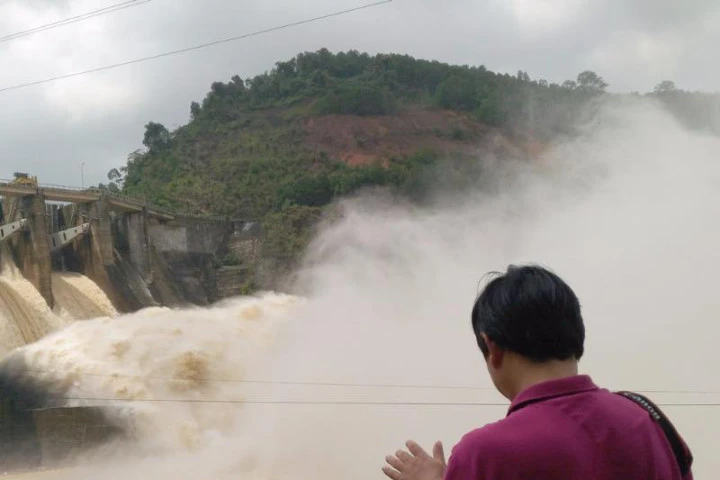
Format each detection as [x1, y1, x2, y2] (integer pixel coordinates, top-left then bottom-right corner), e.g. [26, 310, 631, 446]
[382, 466, 402, 480]
[433, 441, 446, 463]
[385, 455, 405, 471]
[396, 450, 413, 464]
[406, 440, 430, 458]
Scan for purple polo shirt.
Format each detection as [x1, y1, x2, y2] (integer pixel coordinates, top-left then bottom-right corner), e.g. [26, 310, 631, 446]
[445, 375, 693, 480]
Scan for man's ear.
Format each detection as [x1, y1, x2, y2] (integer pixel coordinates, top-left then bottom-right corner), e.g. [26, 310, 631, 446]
[481, 333, 504, 369]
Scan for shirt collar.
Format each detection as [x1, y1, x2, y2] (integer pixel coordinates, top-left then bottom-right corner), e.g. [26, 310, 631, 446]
[507, 374, 599, 416]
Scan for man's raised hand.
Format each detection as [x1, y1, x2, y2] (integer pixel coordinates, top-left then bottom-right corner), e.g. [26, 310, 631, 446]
[383, 440, 446, 480]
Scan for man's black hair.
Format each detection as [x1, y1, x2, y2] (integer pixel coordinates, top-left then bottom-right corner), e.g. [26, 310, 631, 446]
[471, 264, 585, 362]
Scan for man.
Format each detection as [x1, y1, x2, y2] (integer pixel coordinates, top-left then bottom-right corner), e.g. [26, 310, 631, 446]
[382, 265, 693, 480]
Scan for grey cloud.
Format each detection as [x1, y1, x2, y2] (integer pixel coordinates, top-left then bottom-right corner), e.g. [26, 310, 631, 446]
[616, 0, 718, 31]
[17, 0, 72, 10]
[0, 0, 718, 187]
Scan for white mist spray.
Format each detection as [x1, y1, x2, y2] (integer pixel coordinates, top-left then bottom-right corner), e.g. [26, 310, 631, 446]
[8, 97, 720, 479]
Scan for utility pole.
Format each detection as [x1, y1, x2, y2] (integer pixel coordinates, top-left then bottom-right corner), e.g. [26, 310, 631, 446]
[80, 162, 85, 189]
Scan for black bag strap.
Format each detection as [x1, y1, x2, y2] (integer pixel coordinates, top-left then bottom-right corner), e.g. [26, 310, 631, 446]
[616, 391, 693, 477]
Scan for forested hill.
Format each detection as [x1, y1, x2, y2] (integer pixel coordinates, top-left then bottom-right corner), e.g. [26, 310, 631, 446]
[100, 49, 720, 284]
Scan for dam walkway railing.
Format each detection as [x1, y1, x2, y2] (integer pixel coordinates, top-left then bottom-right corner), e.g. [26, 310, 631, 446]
[0, 180, 243, 223]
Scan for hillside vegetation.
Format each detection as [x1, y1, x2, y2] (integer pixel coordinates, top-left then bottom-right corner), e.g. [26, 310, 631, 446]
[100, 49, 720, 286]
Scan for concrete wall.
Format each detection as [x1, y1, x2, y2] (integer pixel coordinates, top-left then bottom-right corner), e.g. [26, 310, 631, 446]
[111, 216, 238, 306]
[149, 222, 188, 251]
[2, 189, 263, 312]
[148, 218, 234, 255]
[135, 219, 261, 304]
[214, 265, 254, 298]
[148, 219, 259, 256]
[16, 195, 54, 308]
[227, 221, 262, 263]
[88, 199, 114, 267]
[125, 212, 150, 281]
[0, 406, 128, 472]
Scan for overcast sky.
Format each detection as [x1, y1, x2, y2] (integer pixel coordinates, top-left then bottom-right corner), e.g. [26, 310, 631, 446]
[1, 0, 718, 187]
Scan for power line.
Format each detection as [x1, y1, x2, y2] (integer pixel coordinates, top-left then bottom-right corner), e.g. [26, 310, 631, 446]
[0, 0, 394, 94]
[18, 368, 720, 395]
[626, 389, 720, 395]
[60, 398, 508, 406]
[50, 397, 720, 407]
[0, 0, 152, 44]
[22, 368, 493, 390]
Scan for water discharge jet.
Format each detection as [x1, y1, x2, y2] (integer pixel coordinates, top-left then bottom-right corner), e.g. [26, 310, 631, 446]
[0, 244, 65, 357]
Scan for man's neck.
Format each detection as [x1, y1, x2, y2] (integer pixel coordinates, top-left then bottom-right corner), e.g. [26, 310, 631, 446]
[507, 358, 579, 400]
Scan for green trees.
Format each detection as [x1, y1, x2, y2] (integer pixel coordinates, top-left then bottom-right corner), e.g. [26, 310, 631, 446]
[315, 82, 396, 116]
[113, 51, 720, 216]
[260, 205, 323, 275]
[100, 49, 720, 287]
[190, 101, 201, 120]
[142, 122, 171, 154]
[97, 168, 124, 193]
[435, 73, 479, 111]
[113, 50, 720, 221]
[476, 90, 507, 126]
[126, 51, 622, 143]
[654, 80, 677, 94]
[576, 71, 608, 94]
[645, 81, 720, 133]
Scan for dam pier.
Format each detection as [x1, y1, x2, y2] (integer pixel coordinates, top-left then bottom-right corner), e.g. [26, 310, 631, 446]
[0, 176, 260, 313]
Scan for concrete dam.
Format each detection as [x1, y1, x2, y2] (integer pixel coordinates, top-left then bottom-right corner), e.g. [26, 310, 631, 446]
[0, 177, 260, 471]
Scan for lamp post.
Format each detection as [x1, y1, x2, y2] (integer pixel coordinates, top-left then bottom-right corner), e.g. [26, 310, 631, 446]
[80, 162, 85, 189]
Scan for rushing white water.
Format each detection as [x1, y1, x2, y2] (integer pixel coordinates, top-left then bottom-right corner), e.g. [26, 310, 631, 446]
[18, 293, 300, 455]
[6, 98, 720, 479]
[0, 245, 66, 357]
[51, 272, 117, 322]
[0, 244, 118, 358]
